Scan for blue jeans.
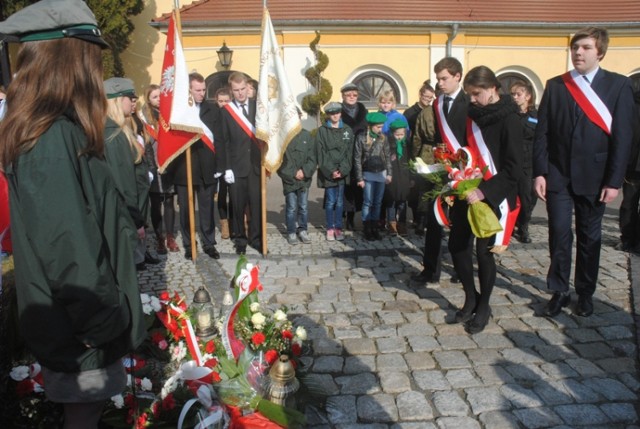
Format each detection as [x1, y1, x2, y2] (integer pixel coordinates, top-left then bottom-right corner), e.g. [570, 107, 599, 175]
[324, 184, 344, 229]
[362, 181, 386, 222]
[284, 188, 308, 234]
[387, 200, 407, 223]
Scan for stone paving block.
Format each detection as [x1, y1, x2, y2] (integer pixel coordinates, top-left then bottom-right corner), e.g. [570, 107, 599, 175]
[308, 301, 336, 314]
[304, 373, 340, 396]
[323, 313, 352, 327]
[376, 337, 407, 354]
[380, 371, 411, 393]
[390, 423, 437, 429]
[344, 355, 376, 374]
[474, 365, 515, 386]
[501, 347, 544, 364]
[362, 323, 397, 338]
[376, 353, 408, 371]
[617, 373, 640, 392]
[608, 339, 638, 357]
[513, 407, 563, 428]
[596, 357, 638, 374]
[445, 369, 483, 389]
[413, 370, 451, 391]
[355, 301, 385, 312]
[335, 372, 381, 395]
[581, 377, 637, 400]
[565, 327, 605, 342]
[437, 335, 478, 350]
[600, 402, 639, 423]
[432, 390, 469, 416]
[506, 332, 548, 348]
[520, 316, 558, 330]
[404, 352, 436, 370]
[428, 308, 449, 325]
[560, 378, 602, 403]
[435, 416, 481, 429]
[313, 355, 344, 373]
[500, 383, 545, 408]
[376, 311, 406, 325]
[564, 357, 607, 377]
[539, 362, 579, 379]
[465, 349, 502, 366]
[275, 292, 311, 304]
[407, 335, 441, 352]
[357, 394, 399, 423]
[553, 404, 610, 426]
[383, 300, 422, 313]
[334, 327, 364, 340]
[334, 302, 358, 313]
[497, 317, 531, 331]
[478, 410, 520, 428]
[533, 344, 577, 362]
[597, 325, 634, 340]
[343, 338, 377, 355]
[350, 312, 376, 326]
[397, 321, 437, 337]
[326, 395, 358, 424]
[433, 350, 471, 369]
[465, 386, 510, 414]
[314, 338, 344, 355]
[470, 332, 514, 349]
[504, 363, 550, 381]
[369, 291, 395, 302]
[532, 380, 574, 405]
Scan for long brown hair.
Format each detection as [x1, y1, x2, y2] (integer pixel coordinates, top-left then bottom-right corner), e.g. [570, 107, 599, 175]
[0, 38, 106, 166]
[140, 84, 160, 128]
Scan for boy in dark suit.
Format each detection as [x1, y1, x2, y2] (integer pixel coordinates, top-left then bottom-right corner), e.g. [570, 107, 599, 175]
[533, 27, 635, 318]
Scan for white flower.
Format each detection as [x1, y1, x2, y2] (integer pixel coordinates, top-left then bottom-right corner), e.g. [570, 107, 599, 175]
[10, 366, 29, 381]
[140, 293, 151, 304]
[273, 309, 287, 322]
[160, 373, 180, 399]
[251, 312, 266, 328]
[140, 377, 153, 391]
[171, 342, 187, 362]
[295, 326, 307, 341]
[111, 394, 125, 409]
[142, 303, 153, 315]
[126, 374, 132, 387]
[150, 296, 162, 312]
[249, 302, 261, 313]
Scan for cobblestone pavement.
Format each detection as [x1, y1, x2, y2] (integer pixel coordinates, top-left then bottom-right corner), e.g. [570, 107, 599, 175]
[138, 209, 639, 428]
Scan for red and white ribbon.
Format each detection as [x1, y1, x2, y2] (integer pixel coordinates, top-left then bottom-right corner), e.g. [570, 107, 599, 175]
[561, 70, 612, 135]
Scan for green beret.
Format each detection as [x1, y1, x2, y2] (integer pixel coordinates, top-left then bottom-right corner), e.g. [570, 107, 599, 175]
[104, 78, 136, 99]
[324, 101, 342, 114]
[366, 112, 387, 125]
[389, 119, 408, 130]
[0, 0, 108, 49]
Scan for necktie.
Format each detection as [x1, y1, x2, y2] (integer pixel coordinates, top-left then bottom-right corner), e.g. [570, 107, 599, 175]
[241, 103, 249, 118]
[582, 75, 590, 85]
[443, 96, 452, 118]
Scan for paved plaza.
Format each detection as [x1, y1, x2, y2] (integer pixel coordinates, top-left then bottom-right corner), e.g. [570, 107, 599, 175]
[138, 198, 640, 428]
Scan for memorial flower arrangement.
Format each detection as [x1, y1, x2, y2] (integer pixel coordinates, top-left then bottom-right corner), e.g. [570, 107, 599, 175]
[411, 145, 502, 238]
[5, 257, 310, 429]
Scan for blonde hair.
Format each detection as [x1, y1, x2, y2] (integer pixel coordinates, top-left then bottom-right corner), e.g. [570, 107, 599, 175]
[377, 90, 396, 107]
[107, 97, 144, 164]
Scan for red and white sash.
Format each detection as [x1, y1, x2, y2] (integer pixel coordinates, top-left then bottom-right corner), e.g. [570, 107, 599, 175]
[434, 95, 462, 153]
[466, 118, 520, 247]
[224, 102, 262, 148]
[561, 70, 612, 135]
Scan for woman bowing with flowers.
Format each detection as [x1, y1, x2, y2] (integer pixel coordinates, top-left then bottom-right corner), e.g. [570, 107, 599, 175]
[449, 66, 523, 334]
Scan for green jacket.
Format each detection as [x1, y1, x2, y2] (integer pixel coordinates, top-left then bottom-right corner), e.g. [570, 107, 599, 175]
[277, 129, 316, 194]
[315, 122, 354, 188]
[104, 118, 150, 228]
[6, 115, 146, 373]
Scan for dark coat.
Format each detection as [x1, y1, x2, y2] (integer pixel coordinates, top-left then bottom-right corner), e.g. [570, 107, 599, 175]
[277, 129, 316, 194]
[518, 108, 538, 179]
[354, 131, 393, 182]
[403, 102, 423, 135]
[217, 99, 261, 178]
[315, 122, 354, 188]
[533, 68, 635, 195]
[434, 91, 469, 147]
[6, 115, 146, 372]
[384, 134, 411, 201]
[169, 101, 218, 186]
[625, 90, 640, 178]
[341, 101, 368, 138]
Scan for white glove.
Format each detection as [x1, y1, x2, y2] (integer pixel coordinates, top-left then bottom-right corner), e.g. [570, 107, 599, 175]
[148, 171, 154, 183]
[224, 169, 235, 184]
[214, 172, 223, 179]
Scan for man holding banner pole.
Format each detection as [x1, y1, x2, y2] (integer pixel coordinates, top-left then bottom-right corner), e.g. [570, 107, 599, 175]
[533, 27, 635, 318]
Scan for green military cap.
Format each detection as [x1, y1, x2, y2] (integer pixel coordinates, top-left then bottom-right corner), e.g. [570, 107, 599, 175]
[0, 0, 109, 49]
[366, 112, 387, 125]
[389, 119, 408, 130]
[340, 83, 358, 93]
[104, 78, 136, 99]
[324, 101, 343, 114]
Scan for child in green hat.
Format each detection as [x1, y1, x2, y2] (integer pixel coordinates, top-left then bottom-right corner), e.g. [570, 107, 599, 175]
[354, 112, 393, 240]
[384, 118, 412, 236]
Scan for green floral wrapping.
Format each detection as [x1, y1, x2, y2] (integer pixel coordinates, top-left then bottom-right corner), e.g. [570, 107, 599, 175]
[467, 201, 503, 238]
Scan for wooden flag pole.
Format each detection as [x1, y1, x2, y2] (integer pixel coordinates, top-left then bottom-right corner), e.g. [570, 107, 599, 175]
[261, 148, 268, 256]
[174, 4, 198, 262]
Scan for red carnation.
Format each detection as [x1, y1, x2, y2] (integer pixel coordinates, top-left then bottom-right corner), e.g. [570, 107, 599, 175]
[204, 357, 218, 369]
[159, 291, 170, 302]
[152, 401, 161, 418]
[202, 371, 222, 384]
[136, 412, 148, 429]
[282, 330, 294, 340]
[162, 393, 176, 410]
[264, 349, 279, 365]
[205, 340, 216, 354]
[15, 379, 34, 397]
[251, 332, 266, 346]
[291, 343, 302, 356]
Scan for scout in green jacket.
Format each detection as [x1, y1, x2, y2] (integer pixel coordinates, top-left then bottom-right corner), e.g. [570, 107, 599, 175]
[0, 1, 146, 426]
[315, 102, 355, 241]
[277, 126, 316, 245]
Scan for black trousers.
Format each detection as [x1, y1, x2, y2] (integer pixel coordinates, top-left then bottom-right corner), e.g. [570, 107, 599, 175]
[229, 172, 262, 248]
[448, 200, 496, 312]
[149, 192, 177, 236]
[217, 179, 233, 221]
[421, 197, 444, 280]
[619, 178, 640, 246]
[176, 183, 216, 251]
[546, 186, 605, 297]
[516, 175, 537, 229]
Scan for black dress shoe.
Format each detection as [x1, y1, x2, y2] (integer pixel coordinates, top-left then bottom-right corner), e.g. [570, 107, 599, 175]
[411, 271, 437, 284]
[235, 245, 247, 255]
[465, 307, 492, 334]
[576, 295, 593, 317]
[184, 249, 193, 260]
[144, 251, 161, 265]
[135, 262, 147, 271]
[454, 292, 480, 323]
[205, 246, 220, 260]
[543, 292, 571, 317]
[450, 274, 460, 283]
